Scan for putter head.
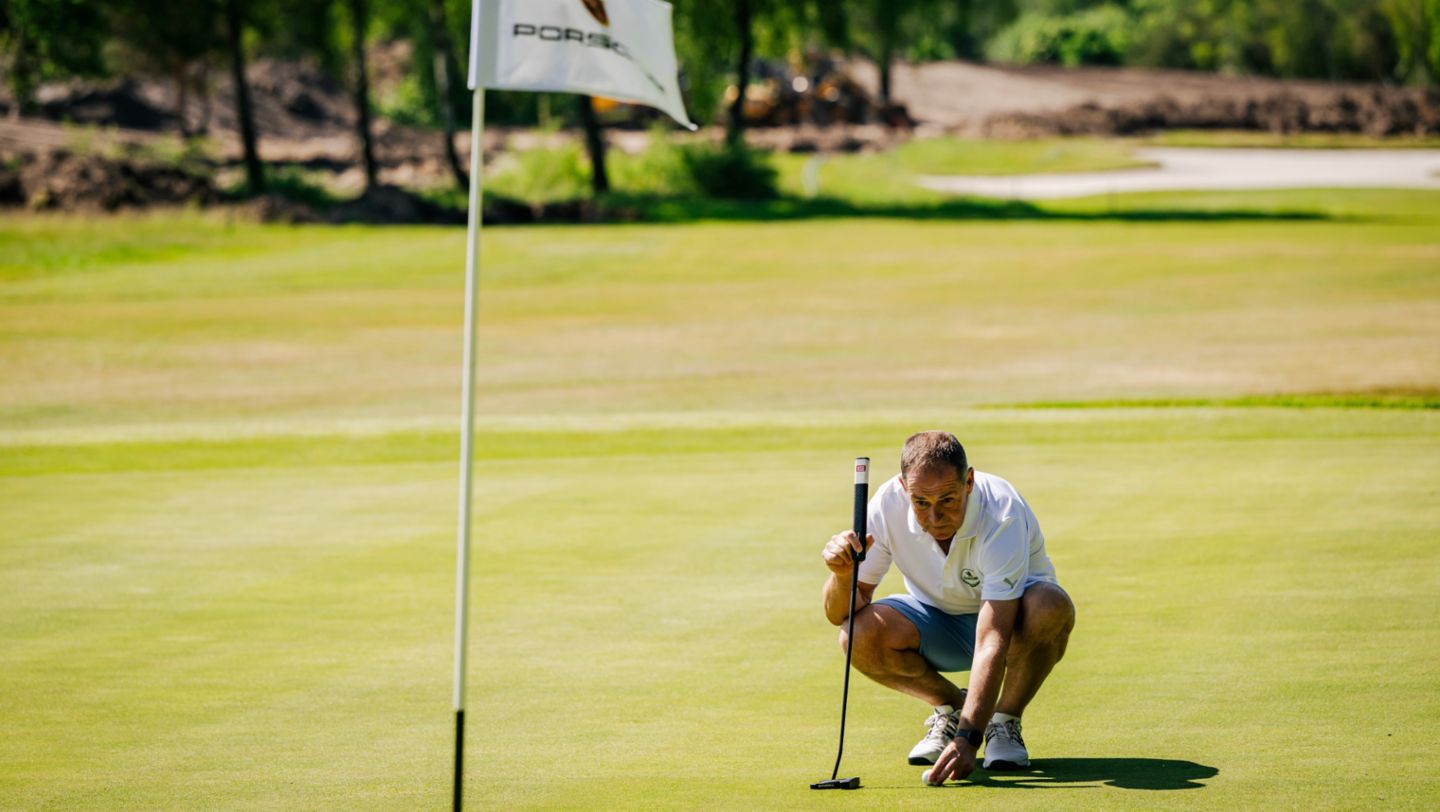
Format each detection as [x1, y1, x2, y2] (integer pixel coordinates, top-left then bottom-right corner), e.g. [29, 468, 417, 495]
[810, 777, 861, 790]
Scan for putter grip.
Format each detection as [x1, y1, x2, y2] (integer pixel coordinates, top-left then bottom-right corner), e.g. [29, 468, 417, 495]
[852, 457, 869, 563]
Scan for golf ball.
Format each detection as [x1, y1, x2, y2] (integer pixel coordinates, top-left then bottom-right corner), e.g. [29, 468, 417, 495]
[922, 769, 933, 785]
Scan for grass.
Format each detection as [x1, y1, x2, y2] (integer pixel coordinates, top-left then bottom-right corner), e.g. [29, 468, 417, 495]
[418, 134, 1440, 223]
[891, 137, 1153, 175]
[481, 137, 1151, 210]
[1, 180, 1438, 809]
[1143, 130, 1440, 150]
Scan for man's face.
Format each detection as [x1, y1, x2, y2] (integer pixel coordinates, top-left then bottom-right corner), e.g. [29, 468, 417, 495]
[901, 464, 973, 544]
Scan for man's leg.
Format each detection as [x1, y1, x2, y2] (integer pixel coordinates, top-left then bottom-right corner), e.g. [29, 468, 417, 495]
[840, 603, 966, 709]
[995, 582, 1075, 717]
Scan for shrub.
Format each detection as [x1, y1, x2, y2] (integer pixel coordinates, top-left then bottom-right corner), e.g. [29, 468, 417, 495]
[986, 5, 1132, 67]
[253, 166, 335, 208]
[676, 142, 778, 200]
[486, 144, 590, 203]
[609, 124, 696, 196]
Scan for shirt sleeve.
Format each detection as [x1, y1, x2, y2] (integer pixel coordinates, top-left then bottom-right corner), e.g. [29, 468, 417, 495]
[856, 496, 892, 587]
[978, 515, 1028, 601]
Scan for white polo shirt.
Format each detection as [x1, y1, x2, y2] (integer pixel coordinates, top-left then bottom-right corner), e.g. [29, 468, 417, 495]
[857, 470, 1058, 615]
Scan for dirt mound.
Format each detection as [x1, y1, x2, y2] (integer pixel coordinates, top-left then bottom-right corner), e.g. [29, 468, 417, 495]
[2, 150, 218, 211]
[32, 80, 177, 130]
[981, 87, 1440, 138]
[858, 60, 1440, 137]
[21, 57, 355, 141]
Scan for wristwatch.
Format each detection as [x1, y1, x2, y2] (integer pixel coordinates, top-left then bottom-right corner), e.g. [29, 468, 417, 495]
[954, 728, 983, 748]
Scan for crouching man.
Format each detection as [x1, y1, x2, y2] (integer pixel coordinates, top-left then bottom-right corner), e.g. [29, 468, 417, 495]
[822, 431, 1076, 783]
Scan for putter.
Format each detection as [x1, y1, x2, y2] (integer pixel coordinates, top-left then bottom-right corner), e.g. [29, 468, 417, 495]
[811, 456, 869, 791]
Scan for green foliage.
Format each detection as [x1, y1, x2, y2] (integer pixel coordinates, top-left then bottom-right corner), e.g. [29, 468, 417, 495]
[114, 136, 216, 176]
[0, 0, 108, 111]
[1123, 0, 1421, 83]
[485, 134, 776, 204]
[986, 3, 1131, 67]
[607, 126, 696, 196]
[486, 143, 591, 203]
[1383, 0, 1440, 85]
[247, 165, 335, 206]
[107, 0, 223, 77]
[675, 142, 778, 200]
[376, 67, 434, 128]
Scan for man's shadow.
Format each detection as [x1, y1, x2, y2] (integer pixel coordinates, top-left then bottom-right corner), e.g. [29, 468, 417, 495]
[964, 758, 1218, 790]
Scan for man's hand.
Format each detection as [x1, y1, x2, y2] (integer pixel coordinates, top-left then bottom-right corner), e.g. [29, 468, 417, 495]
[926, 738, 977, 785]
[822, 531, 873, 574]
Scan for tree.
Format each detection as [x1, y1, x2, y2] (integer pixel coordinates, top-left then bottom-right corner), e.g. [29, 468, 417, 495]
[673, 0, 790, 146]
[1384, 0, 1440, 85]
[858, 0, 914, 107]
[576, 94, 608, 196]
[726, 0, 754, 147]
[109, 0, 223, 138]
[345, 0, 378, 191]
[0, 0, 107, 117]
[426, 0, 467, 190]
[223, 0, 264, 194]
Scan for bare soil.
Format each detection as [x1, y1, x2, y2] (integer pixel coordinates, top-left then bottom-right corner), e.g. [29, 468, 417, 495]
[850, 60, 1440, 138]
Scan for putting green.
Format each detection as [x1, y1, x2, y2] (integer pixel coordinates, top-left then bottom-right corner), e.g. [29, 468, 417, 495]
[1, 191, 1437, 809]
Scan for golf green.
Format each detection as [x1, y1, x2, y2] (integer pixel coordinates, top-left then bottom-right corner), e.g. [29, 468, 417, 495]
[2, 193, 1437, 809]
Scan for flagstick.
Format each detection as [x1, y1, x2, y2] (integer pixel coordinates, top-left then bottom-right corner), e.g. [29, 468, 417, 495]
[453, 86, 485, 812]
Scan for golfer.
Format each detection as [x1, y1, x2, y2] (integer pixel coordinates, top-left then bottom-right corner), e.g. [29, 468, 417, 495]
[821, 431, 1075, 784]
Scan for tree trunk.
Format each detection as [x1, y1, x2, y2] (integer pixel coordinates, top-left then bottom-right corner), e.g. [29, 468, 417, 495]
[349, 0, 379, 192]
[427, 0, 467, 191]
[225, 0, 265, 194]
[9, 32, 37, 119]
[194, 63, 213, 135]
[175, 64, 190, 139]
[726, 0, 753, 149]
[577, 95, 609, 196]
[878, 44, 893, 108]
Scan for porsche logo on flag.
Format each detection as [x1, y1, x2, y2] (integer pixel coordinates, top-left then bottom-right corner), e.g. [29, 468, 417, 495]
[581, 0, 609, 25]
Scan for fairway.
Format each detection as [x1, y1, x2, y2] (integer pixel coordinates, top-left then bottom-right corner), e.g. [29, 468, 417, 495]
[2, 193, 1438, 810]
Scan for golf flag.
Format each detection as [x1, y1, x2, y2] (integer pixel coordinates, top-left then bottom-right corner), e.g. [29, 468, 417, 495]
[468, 0, 694, 128]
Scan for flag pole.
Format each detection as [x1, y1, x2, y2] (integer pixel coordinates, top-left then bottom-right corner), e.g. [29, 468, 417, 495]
[453, 85, 485, 812]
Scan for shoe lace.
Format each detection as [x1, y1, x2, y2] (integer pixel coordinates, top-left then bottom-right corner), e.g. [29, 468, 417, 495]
[986, 719, 1026, 748]
[923, 711, 959, 741]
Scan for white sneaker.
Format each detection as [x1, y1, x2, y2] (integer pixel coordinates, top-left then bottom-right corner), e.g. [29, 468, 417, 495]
[982, 716, 1030, 770]
[907, 694, 965, 765]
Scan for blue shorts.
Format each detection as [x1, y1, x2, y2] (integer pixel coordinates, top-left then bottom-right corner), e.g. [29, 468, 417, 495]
[873, 594, 978, 673]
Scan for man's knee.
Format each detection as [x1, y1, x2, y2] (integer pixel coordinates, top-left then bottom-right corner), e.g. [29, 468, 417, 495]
[839, 604, 920, 674]
[1017, 583, 1076, 647]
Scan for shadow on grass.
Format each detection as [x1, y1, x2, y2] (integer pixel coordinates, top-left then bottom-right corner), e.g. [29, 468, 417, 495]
[872, 758, 1218, 792]
[968, 758, 1219, 790]
[305, 189, 1331, 226]
[596, 193, 1329, 224]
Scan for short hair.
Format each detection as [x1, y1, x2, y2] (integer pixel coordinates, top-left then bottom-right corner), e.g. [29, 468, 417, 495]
[900, 431, 969, 479]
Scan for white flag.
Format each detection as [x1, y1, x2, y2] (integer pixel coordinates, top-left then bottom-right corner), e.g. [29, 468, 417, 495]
[469, 0, 694, 129]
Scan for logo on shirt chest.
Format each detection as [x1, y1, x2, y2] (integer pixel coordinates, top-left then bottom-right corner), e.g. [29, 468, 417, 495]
[960, 568, 980, 587]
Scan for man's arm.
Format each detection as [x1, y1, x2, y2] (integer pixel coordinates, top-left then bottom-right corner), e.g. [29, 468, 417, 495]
[961, 597, 1019, 729]
[821, 530, 876, 625]
[927, 597, 1020, 782]
[823, 574, 877, 626]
